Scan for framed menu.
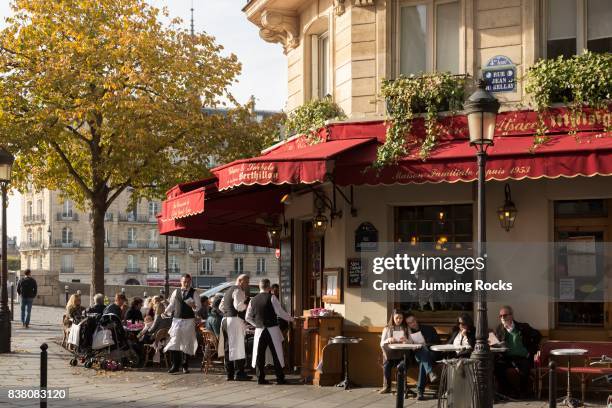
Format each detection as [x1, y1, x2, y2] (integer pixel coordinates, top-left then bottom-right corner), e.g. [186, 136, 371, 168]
[347, 258, 363, 288]
[322, 268, 343, 304]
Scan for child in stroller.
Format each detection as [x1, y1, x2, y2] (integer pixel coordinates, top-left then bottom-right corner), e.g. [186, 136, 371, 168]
[69, 313, 140, 369]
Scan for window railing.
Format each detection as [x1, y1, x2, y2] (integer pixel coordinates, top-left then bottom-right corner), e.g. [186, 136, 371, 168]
[168, 267, 181, 274]
[118, 213, 157, 223]
[256, 269, 267, 275]
[23, 214, 45, 224]
[167, 241, 187, 250]
[199, 242, 215, 252]
[89, 212, 114, 222]
[124, 267, 141, 274]
[54, 240, 80, 248]
[254, 246, 271, 253]
[147, 267, 159, 274]
[231, 244, 248, 253]
[21, 241, 43, 250]
[60, 266, 74, 273]
[56, 212, 79, 221]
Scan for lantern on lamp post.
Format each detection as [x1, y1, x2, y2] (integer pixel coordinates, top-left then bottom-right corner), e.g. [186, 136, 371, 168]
[464, 79, 500, 408]
[497, 184, 517, 232]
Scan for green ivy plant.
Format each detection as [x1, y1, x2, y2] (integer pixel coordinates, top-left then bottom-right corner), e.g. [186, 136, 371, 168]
[377, 72, 467, 167]
[284, 96, 346, 143]
[525, 51, 612, 148]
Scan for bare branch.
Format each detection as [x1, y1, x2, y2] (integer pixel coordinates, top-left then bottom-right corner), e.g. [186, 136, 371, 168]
[49, 141, 94, 199]
[66, 124, 92, 145]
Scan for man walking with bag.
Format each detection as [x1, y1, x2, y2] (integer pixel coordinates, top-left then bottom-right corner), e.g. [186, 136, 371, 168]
[16, 269, 37, 328]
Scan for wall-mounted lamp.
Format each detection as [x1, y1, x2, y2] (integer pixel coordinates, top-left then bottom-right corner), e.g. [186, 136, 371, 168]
[497, 184, 517, 232]
[280, 193, 292, 206]
[312, 211, 328, 238]
[267, 224, 282, 247]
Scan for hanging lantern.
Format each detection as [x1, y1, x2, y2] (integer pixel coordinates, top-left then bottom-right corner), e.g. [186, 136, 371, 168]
[312, 211, 328, 237]
[267, 224, 282, 247]
[497, 184, 518, 232]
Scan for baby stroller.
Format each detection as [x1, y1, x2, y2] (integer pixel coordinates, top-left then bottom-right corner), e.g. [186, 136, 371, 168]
[67, 313, 99, 366]
[70, 313, 140, 369]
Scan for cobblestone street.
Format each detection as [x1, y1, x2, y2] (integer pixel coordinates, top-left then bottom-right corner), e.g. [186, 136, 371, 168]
[0, 306, 572, 407]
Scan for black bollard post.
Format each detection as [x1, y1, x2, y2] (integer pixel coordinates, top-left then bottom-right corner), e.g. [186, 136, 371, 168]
[10, 282, 14, 321]
[40, 343, 48, 408]
[396, 359, 406, 408]
[64, 285, 69, 305]
[549, 360, 556, 408]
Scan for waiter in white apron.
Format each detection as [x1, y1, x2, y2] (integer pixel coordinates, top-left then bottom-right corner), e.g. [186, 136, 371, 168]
[245, 278, 294, 385]
[219, 273, 252, 381]
[163, 274, 201, 374]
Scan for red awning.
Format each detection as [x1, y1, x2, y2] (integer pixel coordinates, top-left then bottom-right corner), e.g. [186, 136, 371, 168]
[158, 184, 286, 247]
[212, 137, 375, 191]
[334, 131, 612, 185]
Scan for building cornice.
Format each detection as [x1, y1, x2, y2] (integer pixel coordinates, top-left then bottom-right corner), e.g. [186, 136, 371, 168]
[259, 10, 299, 54]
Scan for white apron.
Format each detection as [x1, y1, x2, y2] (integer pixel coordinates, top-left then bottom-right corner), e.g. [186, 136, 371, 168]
[163, 317, 198, 356]
[218, 316, 246, 361]
[251, 325, 284, 368]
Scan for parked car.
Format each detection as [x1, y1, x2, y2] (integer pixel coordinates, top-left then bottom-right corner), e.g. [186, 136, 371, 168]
[200, 281, 259, 301]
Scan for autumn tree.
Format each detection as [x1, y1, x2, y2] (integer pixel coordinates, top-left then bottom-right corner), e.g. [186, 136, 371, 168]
[0, 0, 241, 295]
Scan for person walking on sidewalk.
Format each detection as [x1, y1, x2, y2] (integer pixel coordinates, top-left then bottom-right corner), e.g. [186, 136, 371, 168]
[16, 269, 37, 328]
[245, 278, 294, 385]
[163, 273, 201, 374]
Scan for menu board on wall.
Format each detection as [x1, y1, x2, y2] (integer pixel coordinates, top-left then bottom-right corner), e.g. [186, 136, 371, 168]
[279, 237, 292, 314]
[347, 258, 363, 288]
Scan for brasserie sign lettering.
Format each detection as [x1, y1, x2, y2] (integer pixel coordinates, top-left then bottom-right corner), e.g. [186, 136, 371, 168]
[483, 55, 516, 93]
[227, 162, 279, 185]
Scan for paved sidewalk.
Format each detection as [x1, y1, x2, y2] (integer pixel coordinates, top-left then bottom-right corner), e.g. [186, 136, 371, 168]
[0, 306, 596, 408]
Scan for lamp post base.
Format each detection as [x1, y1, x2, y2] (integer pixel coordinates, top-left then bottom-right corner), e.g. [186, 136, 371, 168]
[0, 309, 11, 353]
[471, 346, 493, 408]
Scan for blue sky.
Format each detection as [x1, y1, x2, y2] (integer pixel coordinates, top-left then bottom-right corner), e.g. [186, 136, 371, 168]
[1, 0, 288, 240]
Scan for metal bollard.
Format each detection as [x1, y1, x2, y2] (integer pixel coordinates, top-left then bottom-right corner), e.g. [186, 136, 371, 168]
[40, 343, 48, 408]
[396, 361, 406, 408]
[64, 285, 69, 305]
[549, 360, 556, 408]
[10, 283, 14, 321]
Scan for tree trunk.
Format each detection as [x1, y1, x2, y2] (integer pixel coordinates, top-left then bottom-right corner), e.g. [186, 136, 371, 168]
[90, 199, 107, 300]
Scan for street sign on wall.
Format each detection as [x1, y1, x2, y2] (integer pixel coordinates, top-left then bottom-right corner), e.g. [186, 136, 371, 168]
[483, 55, 516, 93]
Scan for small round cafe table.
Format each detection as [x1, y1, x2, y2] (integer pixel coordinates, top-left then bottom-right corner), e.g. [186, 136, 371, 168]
[550, 348, 588, 408]
[329, 336, 362, 390]
[388, 343, 423, 408]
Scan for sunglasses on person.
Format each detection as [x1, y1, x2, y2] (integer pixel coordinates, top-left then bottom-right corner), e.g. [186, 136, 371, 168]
[499, 313, 512, 318]
[457, 321, 467, 326]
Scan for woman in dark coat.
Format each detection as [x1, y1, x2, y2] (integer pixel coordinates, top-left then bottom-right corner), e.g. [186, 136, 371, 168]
[125, 297, 144, 323]
[446, 313, 475, 357]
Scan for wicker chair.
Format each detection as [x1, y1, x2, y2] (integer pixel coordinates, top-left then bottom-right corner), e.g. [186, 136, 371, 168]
[143, 328, 170, 367]
[197, 325, 218, 374]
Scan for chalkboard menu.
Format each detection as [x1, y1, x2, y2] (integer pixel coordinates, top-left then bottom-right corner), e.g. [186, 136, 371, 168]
[279, 237, 292, 313]
[347, 258, 363, 288]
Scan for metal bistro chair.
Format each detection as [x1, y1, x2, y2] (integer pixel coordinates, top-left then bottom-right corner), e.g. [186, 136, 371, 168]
[143, 328, 170, 367]
[198, 325, 219, 374]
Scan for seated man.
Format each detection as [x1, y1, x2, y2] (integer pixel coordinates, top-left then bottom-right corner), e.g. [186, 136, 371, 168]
[86, 293, 106, 315]
[405, 312, 440, 400]
[104, 293, 127, 320]
[493, 305, 541, 398]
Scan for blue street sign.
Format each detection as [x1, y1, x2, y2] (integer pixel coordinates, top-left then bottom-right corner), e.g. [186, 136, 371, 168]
[483, 55, 516, 93]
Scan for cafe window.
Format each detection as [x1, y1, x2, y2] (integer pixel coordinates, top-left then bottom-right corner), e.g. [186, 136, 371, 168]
[554, 199, 608, 328]
[395, 204, 473, 312]
[397, 0, 462, 75]
[544, 0, 612, 58]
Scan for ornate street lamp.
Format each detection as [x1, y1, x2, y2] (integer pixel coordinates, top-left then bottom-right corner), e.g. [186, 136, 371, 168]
[312, 211, 328, 238]
[497, 184, 517, 232]
[464, 79, 500, 407]
[0, 148, 15, 353]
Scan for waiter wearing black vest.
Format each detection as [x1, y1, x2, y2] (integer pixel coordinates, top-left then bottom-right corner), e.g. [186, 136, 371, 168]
[245, 278, 294, 385]
[163, 274, 201, 374]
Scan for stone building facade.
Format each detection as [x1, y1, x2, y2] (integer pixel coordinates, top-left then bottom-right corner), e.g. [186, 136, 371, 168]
[19, 188, 278, 289]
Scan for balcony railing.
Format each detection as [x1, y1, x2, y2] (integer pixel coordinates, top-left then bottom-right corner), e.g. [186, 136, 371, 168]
[254, 246, 271, 253]
[231, 244, 248, 253]
[147, 268, 159, 274]
[60, 266, 74, 273]
[168, 267, 181, 274]
[199, 242, 216, 252]
[124, 267, 141, 274]
[23, 214, 45, 225]
[54, 240, 81, 248]
[198, 269, 213, 275]
[21, 241, 43, 250]
[120, 240, 164, 249]
[56, 212, 79, 221]
[167, 241, 187, 250]
[88, 212, 114, 222]
[118, 213, 157, 223]
[255, 270, 267, 275]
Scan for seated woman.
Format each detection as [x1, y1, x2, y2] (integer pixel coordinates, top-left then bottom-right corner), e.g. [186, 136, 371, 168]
[125, 297, 144, 323]
[63, 293, 85, 328]
[447, 313, 475, 357]
[86, 293, 106, 315]
[139, 302, 172, 344]
[205, 294, 223, 338]
[379, 310, 411, 394]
